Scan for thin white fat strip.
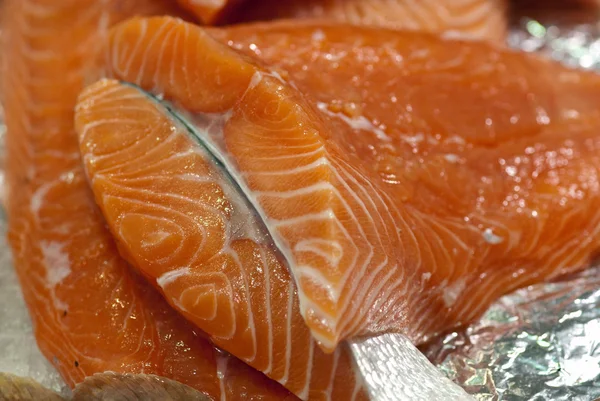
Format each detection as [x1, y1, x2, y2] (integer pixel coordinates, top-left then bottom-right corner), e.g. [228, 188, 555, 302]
[296, 264, 337, 303]
[442, 277, 467, 307]
[444, 154, 460, 163]
[437, 0, 497, 28]
[258, 181, 335, 199]
[316, 102, 392, 142]
[263, 177, 364, 300]
[249, 156, 329, 176]
[191, 0, 225, 7]
[350, 375, 363, 401]
[157, 267, 191, 289]
[140, 229, 171, 248]
[215, 353, 229, 401]
[108, 199, 189, 263]
[472, 213, 518, 250]
[280, 280, 295, 386]
[483, 227, 504, 244]
[311, 29, 325, 42]
[270, 209, 334, 226]
[258, 248, 273, 376]
[400, 132, 425, 146]
[402, 0, 441, 29]
[30, 182, 72, 310]
[40, 241, 71, 287]
[110, 19, 148, 80]
[226, 245, 258, 363]
[346, 178, 417, 332]
[149, 22, 178, 95]
[295, 238, 344, 267]
[180, 282, 219, 321]
[30, 181, 57, 216]
[297, 336, 315, 400]
[455, 213, 543, 322]
[365, 270, 412, 332]
[323, 348, 340, 401]
[38, 240, 70, 312]
[342, 264, 396, 337]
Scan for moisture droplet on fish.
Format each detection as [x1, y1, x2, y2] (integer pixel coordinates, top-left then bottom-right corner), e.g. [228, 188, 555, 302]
[483, 228, 504, 244]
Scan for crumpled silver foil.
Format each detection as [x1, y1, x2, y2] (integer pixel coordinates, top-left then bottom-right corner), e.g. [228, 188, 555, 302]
[421, 12, 600, 401]
[508, 6, 600, 70]
[425, 267, 600, 401]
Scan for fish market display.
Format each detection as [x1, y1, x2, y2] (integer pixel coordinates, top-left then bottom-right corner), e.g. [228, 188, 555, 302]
[89, 15, 600, 354]
[1, 0, 295, 399]
[75, 78, 366, 400]
[214, 21, 600, 349]
[235, 0, 508, 42]
[3, 0, 600, 400]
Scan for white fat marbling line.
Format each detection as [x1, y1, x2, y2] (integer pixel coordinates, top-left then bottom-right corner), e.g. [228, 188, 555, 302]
[316, 102, 392, 142]
[40, 241, 71, 287]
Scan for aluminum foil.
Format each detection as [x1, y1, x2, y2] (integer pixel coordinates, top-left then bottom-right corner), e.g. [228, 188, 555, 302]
[421, 11, 600, 401]
[507, 5, 600, 70]
[425, 267, 600, 401]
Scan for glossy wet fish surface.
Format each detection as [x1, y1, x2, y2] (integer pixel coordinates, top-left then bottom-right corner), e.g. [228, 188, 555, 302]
[92, 14, 600, 352]
[3, 1, 600, 401]
[234, 0, 508, 42]
[1, 1, 297, 400]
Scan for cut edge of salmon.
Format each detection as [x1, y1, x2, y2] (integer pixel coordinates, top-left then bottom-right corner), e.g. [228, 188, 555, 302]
[0, 0, 300, 399]
[100, 15, 360, 351]
[74, 78, 368, 400]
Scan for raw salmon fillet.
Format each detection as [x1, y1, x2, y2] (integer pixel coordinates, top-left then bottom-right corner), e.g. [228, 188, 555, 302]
[234, 0, 507, 42]
[75, 79, 367, 401]
[176, 0, 245, 24]
[1, 1, 296, 399]
[89, 16, 600, 353]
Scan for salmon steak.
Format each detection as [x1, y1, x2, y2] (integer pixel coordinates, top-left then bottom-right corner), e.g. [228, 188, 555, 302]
[72, 10, 600, 365]
[75, 79, 366, 400]
[1, 1, 361, 400]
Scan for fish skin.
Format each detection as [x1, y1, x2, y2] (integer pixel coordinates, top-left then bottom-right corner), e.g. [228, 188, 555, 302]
[71, 373, 211, 400]
[75, 78, 368, 401]
[0, 373, 65, 401]
[100, 16, 600, 352]
[231, 0, 507, 42]
[1, 1, 297, 400]
[0, 372, 213, 401]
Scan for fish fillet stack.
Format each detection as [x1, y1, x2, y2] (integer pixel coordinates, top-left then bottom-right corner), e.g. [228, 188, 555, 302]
[3, 1, 600, 400]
